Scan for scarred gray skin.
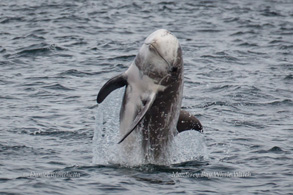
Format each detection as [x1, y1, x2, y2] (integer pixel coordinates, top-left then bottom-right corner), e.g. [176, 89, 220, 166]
[133, 44, 183, 161]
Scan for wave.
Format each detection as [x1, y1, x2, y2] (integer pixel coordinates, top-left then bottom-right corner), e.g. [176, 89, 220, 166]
[42, 83, 74, 91]
[15, 43, 65, 58]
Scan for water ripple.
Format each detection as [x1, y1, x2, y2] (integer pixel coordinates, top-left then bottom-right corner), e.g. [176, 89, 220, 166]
[1, 0, 293, 194]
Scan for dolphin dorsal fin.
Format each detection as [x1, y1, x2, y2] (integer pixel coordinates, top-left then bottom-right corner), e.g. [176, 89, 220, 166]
[97, 73, 127, 103]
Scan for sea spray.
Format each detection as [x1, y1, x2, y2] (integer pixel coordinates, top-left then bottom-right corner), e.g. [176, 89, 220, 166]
[93, 88, 208, 166]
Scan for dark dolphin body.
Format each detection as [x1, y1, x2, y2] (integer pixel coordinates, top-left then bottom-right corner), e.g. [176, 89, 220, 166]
[97, 29, 202, 163]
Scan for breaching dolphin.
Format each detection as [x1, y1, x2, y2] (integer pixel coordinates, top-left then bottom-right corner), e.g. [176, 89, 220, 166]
[97, 29, 202, 162]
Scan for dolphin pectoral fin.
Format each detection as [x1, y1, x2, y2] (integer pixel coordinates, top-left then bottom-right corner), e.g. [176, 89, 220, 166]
[97, 73, 127, 103]
[118, 92, 157, 144]
[177, 110, 203, 133]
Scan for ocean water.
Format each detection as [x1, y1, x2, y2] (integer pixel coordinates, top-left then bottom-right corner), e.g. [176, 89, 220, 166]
[0, 0, 292, 194]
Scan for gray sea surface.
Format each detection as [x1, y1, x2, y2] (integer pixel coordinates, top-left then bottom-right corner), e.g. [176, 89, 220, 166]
[0, 0, 292, 194]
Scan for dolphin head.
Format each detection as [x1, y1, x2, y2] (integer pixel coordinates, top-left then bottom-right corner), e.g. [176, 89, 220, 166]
[135, 29, 182, 82]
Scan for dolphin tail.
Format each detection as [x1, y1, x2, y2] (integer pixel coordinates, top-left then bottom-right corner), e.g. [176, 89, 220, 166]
[97, 73, 127, 103]
[177, 110, 203, 133]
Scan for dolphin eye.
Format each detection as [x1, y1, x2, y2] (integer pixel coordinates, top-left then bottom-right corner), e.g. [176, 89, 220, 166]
[171, 67, 178, 72]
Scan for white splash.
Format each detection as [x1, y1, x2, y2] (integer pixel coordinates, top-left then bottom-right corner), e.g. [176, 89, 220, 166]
[92, 88, 122, 165]
[92, 88, 208, 166]
[171, 131, 208, 164]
